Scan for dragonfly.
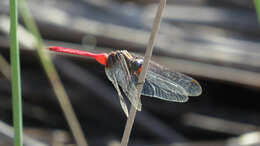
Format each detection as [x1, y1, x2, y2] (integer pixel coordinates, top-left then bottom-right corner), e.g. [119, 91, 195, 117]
[48, 46, 202, 117]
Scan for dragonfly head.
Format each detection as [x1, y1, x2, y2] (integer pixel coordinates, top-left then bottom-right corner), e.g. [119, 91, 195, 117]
[131, 58, 143, 74]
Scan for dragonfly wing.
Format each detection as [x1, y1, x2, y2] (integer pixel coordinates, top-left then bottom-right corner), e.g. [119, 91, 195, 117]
[116, 53, 142, 111]
[105, 68, 129, 117]
[147, 61, 202, 97]
[105, 54, 142, 112]
[141, 70, 189, 102]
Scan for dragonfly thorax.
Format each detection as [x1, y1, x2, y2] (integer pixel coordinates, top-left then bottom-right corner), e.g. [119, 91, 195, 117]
[106, 50, 143, 75]
[106, 52, 116, 67]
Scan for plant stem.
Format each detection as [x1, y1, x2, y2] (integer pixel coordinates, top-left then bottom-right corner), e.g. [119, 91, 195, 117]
[120, 0, 166, 146]
[254, 0, 260, 24]
[18, 1, 88, 146]
[10, 0, 23, 145]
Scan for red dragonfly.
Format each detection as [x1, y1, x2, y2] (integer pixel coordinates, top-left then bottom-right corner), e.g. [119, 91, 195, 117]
[48, 46, 202, 117]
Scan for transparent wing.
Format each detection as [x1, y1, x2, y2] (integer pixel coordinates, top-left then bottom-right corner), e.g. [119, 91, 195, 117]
[105, 54, 141, 112]
[105, 71, 129, 117]
[142, 70, 189, 102]
[148, 61, 202, 95]
[139, 61, 202, 102]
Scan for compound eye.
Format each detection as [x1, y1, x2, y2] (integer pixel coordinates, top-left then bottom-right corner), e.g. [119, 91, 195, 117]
[132, 59, 143, 72]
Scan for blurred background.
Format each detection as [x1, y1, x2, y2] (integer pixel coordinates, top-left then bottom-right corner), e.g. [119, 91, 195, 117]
[1, 0, 260, 145]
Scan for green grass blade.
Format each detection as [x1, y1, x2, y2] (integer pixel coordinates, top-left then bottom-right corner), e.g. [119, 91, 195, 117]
[255, 0, 260, 24]
[10, 0, 23, 145]
[18, 0, 88, 145]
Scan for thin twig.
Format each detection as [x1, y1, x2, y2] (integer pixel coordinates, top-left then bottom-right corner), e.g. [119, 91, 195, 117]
[120, 0, 166, 146]
[18, 0, 88, 146]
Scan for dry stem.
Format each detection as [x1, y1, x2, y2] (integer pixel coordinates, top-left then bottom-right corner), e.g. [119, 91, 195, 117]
[120, 0, 166, 146]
